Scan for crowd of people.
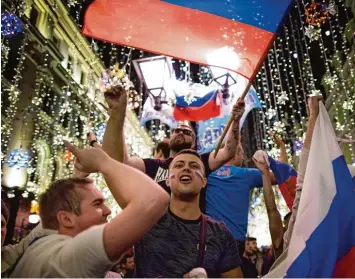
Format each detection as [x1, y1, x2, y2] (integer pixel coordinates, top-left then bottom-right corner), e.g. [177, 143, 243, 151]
[1, 85, 354, 278]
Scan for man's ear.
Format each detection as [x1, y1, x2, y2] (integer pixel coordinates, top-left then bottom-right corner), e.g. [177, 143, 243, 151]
[57, 211, 75, 229]
[201, 177, 207, 189]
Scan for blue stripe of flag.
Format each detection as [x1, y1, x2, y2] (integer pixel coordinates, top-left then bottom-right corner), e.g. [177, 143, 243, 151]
[268, 156, 297, 185]
[285, 156, 355, 277]
[161, 0, 294, 33]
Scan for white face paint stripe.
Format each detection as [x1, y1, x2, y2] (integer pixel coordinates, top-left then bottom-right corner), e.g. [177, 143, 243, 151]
[195, 171, 204, 181]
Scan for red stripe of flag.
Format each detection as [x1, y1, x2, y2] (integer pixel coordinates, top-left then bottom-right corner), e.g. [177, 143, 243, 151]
[83, 0, 274, 79]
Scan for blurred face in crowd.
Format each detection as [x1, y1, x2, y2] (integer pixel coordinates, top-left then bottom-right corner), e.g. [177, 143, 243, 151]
[123, 256, 135, 271]
[245, 239, 258, 256]
[168, 153, 207, 201]
[1, 214, 7, 247]
[67, 184, 112, 235]
[169, 125, 195, 153]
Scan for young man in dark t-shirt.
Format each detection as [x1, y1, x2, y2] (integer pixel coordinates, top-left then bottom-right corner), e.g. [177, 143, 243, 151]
[134, 149, 243, 278]
[99, 85, 245, 210]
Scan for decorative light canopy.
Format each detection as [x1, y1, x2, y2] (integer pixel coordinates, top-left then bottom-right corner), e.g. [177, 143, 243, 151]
[1, 13, 23, 37]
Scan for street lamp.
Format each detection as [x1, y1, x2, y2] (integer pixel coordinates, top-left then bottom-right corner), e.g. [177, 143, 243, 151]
[209, 66, 237, 104]
[133, 56, 173, 111]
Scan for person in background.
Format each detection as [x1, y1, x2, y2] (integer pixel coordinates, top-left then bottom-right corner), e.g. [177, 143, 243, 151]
[206, 144, 279, 256]
[118, 252, 135, 278]
[134, 149, 243, 278]
[153, 140, 170, 160]
[9, 143, 169, 277]
[241, 237, 263, 278]
[1, 200, 9, 247]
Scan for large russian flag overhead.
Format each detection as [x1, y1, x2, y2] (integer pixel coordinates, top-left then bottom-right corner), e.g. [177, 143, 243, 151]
[265, 103, 355, 278]
[83, 0, 293, 79]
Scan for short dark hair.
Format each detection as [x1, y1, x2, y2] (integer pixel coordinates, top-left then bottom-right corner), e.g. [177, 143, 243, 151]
[1, 200, 9, 222]
[284, 212, 291, 222]
[120, 252, 134, 266]
[39, 178, 93, 230]
[175, 149, 202, 160]
[247, 237, 257, 242]
[155, 141, 170, 159]
[170, 149, 205, 175]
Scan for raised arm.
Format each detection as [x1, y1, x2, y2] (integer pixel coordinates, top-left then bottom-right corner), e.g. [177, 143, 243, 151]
[252, 156, 284, 258]
[209, 99, 245, 171]
[66, 142, 169, 262]
[100, 85, 146, 171]
[270, 132, 288, 164]
[283, 96, 322, 250]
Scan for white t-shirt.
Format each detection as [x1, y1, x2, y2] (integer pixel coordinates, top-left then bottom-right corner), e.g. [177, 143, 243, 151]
[10, 224, 113, 278]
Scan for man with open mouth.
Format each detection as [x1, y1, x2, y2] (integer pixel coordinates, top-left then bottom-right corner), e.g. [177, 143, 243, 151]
[133, 149, 243, 278]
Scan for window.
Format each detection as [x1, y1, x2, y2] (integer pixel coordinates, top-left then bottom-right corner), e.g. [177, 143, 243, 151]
[53, 36, 61, 49]
[67, 56, 73, 72]
[80, 71, 86, 85]
[30, 7, 39, 26]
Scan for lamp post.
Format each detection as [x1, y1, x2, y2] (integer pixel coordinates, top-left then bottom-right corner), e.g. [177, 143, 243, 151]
[133, 56, 173, 111]
[209, 66, 237, 105]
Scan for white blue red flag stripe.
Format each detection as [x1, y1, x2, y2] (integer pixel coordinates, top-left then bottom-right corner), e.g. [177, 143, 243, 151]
[265, 103, 355, 278]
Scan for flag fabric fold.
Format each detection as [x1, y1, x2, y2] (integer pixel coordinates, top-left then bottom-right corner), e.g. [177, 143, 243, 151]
[265, 103, 355, 278]
[173, 90, 222, 121]
[268, 157, 297, 211]
[83, 0, 293, 79]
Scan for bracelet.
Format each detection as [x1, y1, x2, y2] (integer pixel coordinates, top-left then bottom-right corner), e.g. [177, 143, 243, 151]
[90, 140, 98, 147]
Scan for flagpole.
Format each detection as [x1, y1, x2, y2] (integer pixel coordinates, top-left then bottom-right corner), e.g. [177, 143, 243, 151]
[213, 34, 277, 158]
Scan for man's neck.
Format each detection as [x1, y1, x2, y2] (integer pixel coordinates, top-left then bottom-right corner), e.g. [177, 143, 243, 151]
[169, 195, 201, 220]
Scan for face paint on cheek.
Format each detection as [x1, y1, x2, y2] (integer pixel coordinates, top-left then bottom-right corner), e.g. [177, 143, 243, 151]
[169, 174, 176, 180]
[195, 171, 204, 181]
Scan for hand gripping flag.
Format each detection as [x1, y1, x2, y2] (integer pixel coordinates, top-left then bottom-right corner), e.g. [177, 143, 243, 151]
[83, 0, 293, 79]
[265, 103, 355, 278]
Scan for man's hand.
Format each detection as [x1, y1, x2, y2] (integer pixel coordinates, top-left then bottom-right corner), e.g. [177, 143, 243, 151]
[232, 99, 245, 121]
[252, 156, 270, 175]
[65, 141, 110, 174]
[104, 85, 127, 112]
[308, 95, 323, 118]
[269, 131, 284, 147]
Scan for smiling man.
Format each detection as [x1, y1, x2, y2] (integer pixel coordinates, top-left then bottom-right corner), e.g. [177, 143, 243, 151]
[133, 149, 243, 278]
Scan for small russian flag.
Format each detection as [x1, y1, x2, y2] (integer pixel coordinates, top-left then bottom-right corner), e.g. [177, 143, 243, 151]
[173, 90, 222, 121]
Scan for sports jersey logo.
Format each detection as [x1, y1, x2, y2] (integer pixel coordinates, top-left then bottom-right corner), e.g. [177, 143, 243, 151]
[216, 168, 231, 177]
[155, 167, 169, 183]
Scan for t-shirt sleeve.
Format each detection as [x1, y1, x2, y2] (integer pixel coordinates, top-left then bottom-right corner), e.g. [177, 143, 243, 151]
[200, 152, 212, 177]
[55, 224, 113, 277]
[248, 168, 263, 188]
[216, 224, 241, 275]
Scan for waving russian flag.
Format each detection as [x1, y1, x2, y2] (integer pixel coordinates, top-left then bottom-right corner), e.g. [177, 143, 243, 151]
[174, 90, 222, 121]
[268, 157, 297, 211]
[265, 103, 355, 278]
[83, 0, 293, 79]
